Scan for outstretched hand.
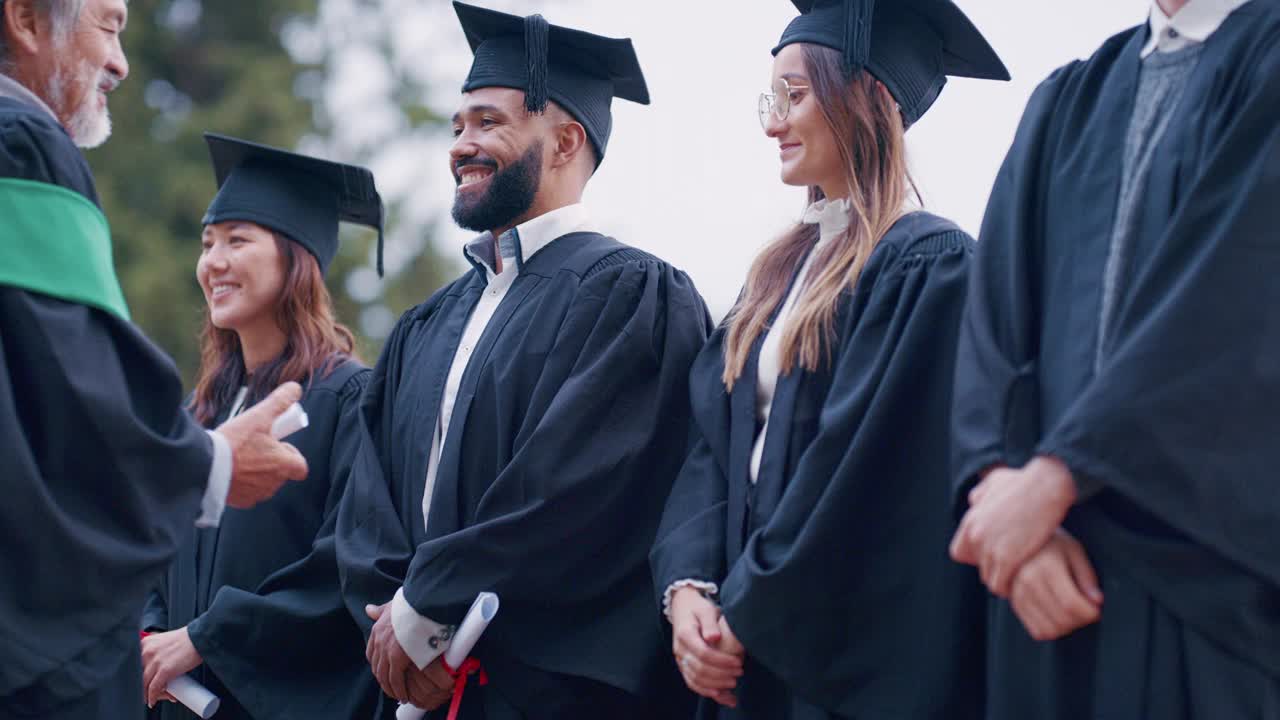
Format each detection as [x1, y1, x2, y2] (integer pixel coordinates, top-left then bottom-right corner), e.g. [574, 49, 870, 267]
[218, 382, 308, 508]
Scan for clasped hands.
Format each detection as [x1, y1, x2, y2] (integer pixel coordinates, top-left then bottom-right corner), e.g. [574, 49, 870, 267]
[950, 456, 1104, 641]
[668, 587, 745, 709]
[364, 602, 455, 711]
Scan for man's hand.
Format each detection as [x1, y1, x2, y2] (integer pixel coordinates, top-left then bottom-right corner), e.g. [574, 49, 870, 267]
[1009, 529, 1104, 641]
[140, 628, 203, 708]
[950, 456, 1078, 597]
[365, 602, 417, 703]
[218, 382, 308, 508]
[669, 587, 742, 708]
[405, 657, 454, 711]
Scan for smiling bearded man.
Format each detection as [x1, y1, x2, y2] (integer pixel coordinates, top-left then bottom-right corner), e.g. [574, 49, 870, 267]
[334, 3, 712, 718]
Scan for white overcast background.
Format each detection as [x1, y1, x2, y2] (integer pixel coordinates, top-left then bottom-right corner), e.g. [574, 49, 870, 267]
[310, 0, 1152, 322]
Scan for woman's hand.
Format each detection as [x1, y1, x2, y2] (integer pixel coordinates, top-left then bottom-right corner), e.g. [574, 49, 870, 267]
[140, 627, 204, 708]
[1009, 529, 1104, 641]
[669, 587, 743, 708]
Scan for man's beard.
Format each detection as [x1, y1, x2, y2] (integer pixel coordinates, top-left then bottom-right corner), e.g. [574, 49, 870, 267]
[48, 63, 114, 149]
[451, 141, 543, 233]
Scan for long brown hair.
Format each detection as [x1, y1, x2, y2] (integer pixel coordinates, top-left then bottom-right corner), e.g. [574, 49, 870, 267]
[191, 232, 358, 426]
[722, 44, 916, 389]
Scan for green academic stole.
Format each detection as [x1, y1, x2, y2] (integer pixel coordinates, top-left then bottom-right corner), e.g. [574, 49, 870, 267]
[0, 176, 130, 321]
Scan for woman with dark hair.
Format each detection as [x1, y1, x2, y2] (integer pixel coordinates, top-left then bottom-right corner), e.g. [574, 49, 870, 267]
[650, 2, 1009, 718]
[139, 134, 383, 719]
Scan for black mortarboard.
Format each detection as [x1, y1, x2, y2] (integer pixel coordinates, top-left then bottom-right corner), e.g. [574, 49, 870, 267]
[453, 1, 650, 165]
[201, 133, 386, 276]
[774, 0, 1009, 125]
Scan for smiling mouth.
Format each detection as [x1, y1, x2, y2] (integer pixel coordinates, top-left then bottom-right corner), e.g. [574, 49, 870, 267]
[456, 167, 495, 189]
[211, 283, 240, 300]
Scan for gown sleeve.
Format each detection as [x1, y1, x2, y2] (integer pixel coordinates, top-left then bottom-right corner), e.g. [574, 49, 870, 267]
[950, 66, 1076, 508]
[649, 343, 732, 612]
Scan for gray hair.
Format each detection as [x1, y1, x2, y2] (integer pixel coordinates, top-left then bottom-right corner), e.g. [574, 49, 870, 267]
[0, 0, 88, 70]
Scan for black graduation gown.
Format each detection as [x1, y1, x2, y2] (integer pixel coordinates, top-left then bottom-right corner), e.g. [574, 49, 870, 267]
[0, 98, 211, 718]
[142, 360, 376, 720]
[335, 233, 713, 719]
[952, 7, 1280, 718]
[651, 212, 987, 720]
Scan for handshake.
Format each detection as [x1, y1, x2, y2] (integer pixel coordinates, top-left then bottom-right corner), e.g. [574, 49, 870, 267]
[215, 381, 311, 509]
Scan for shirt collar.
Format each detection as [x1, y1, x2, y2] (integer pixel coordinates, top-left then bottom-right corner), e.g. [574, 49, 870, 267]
[0, 73, 60, 124]
[462, 203, 591, 278]
[801, 197, 852, 247]
[1141, 0, 1251, 57]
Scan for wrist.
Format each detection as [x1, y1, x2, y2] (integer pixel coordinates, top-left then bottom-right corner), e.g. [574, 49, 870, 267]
[1030, 455, 1077, 508]
[672, 586, 704, 607]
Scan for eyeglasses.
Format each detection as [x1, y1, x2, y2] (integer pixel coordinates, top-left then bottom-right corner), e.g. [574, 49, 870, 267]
[758, 77, 810, 129]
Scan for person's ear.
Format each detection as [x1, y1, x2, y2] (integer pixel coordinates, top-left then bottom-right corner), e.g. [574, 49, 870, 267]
[549, 120, 589, 170]
[3, 0, 51, 58]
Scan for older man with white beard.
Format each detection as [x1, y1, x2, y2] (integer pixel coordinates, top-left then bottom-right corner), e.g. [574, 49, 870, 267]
[0, 1, 312, 718]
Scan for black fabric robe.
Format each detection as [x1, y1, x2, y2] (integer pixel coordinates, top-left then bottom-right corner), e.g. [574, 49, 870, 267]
[652, 212, 986, 720]
[335, 232, 712, 719]
[952, 7, 1280, 718]
[0, 98, 210, 719]
[143, 360, 375, 719]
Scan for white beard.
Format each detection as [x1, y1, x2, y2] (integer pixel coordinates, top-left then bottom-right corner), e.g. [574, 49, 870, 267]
[65, 96, 112, 149]
[48, 63, 113, 149]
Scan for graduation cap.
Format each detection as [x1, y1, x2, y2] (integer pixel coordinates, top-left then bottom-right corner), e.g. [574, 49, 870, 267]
[453, 1, 650, 165]
[201, 133, 386, 276]
[774, 0, 1010, 125]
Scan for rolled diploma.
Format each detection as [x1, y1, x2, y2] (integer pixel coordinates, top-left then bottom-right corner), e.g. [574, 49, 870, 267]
[396, 592, 500, 720]
[168, 674, 221, 719]
[270, 402, 309, 439]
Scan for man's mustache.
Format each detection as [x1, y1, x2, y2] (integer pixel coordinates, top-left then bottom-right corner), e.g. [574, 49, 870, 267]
[98, 70, 123, 94]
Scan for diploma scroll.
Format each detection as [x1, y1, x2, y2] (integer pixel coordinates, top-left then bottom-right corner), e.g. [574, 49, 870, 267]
[140, 631, 221, 718]
[396, 592, 500, 720]
[270, 402, 309, 439]
[168, 674, 221, 719]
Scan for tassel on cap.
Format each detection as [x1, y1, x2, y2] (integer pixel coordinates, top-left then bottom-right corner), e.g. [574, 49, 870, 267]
[524, 14, 550, 113]
[376, 227, 384, 277]
[843, 0, 874, 76]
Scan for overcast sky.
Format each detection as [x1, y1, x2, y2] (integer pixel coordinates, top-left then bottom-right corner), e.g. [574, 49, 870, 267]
[324, 0, 1153, 319]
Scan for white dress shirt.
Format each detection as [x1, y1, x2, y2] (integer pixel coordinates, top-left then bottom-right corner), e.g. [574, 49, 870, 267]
[749, 197, 850, 484]
[1141, 0, 1251, 57]
[392, 202, 592, 669]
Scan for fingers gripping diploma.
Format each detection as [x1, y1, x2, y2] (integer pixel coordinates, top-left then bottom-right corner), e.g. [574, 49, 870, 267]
[949, 456, 1078, 597]
[217, 382, 310, 509]
[365, 603, 425, 706]
[404, 658, 453, 712]
[140, 628, 203, 708]
[669, 588, 744, 709]
[1009, 529, 1104, 641]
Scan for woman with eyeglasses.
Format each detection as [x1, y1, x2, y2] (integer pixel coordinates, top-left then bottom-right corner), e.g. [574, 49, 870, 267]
[650, 1, 1009, 718]
[139, 134, 384, 720]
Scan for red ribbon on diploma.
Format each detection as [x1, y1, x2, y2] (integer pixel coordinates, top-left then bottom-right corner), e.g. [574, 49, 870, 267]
[440, 656, 487, 720]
